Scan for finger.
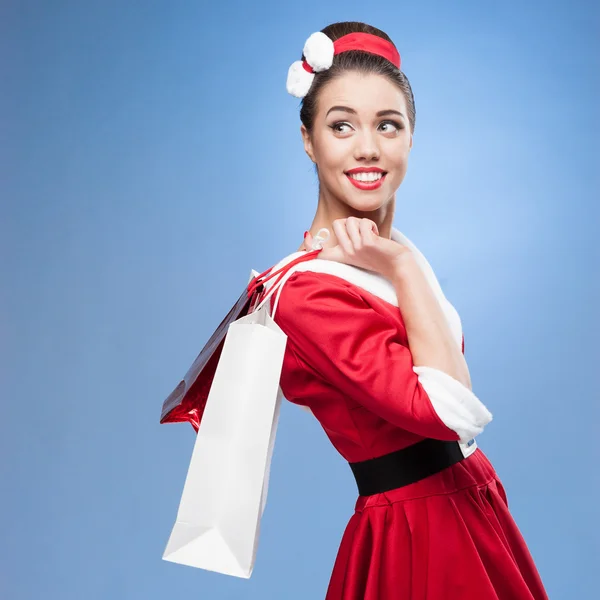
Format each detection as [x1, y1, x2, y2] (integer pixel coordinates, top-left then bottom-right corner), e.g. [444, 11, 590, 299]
[345, 217, 362, 249]
[317, 243, 345, 263]
[360, 219, 378, 246]
[332, 219, 354, 255]
[303, 230, 314, 251]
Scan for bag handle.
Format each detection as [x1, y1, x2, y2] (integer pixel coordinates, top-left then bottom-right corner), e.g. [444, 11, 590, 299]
[252, 249, 321, 317]
[247, 228, 330, 298]
[269, 266, 305, 320]
[249, 227, 330, 315]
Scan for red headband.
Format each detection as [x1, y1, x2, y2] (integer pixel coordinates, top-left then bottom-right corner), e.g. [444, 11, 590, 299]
[302, 32, 401, 74]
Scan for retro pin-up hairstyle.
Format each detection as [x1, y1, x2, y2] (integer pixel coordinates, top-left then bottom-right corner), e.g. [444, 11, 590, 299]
[287, 21, 416, 135]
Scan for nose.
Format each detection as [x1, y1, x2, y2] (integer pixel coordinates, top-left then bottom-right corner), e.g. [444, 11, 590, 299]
[354, 129, 380, 162]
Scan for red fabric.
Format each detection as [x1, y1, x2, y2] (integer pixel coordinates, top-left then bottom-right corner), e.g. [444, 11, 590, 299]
[334, 32, 401, 69]
[303, 32, 401, 74]
[303, 60, 314, 74]
[271, 270, 548, 599]
[247, 249, 321, 299]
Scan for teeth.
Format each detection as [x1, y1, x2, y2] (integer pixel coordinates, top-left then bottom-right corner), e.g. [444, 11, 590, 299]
[348, 172, 383, 182]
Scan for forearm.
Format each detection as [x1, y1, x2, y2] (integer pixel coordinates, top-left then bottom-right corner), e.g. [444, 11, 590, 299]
[389, 255, 472, 390]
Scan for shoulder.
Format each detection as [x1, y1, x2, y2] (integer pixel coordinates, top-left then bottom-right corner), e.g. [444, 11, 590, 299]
[274, 269, 365, 313]
[265, 249, 463, 351]
[264, 252, 400, 309]
[269, 266, 402, 345]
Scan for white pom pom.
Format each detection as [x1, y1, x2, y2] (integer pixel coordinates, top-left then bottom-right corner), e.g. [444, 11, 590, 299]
[286, 60, 315, 98]
[303, 31, 334, 72]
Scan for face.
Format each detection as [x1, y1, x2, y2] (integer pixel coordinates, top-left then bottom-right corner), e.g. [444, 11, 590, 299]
[301, 71, 413, 212]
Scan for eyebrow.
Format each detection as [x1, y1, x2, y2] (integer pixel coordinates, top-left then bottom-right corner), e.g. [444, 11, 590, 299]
[325, 105, 405, 119]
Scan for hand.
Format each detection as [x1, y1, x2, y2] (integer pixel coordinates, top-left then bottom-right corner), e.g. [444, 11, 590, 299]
[303, 217, 414, 281]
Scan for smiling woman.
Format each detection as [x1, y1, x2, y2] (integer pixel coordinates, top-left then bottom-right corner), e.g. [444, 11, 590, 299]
[294, 68, 413, 222]
[162, 19, 549, 600]
[292, 25, 414, 226]
[269, 20, 550, 600]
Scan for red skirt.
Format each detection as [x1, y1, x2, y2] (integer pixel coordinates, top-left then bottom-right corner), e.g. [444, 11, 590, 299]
[325, 449, 548, 600]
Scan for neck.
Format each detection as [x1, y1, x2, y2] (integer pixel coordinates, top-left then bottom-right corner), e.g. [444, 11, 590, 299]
[296, 188, 397, 252]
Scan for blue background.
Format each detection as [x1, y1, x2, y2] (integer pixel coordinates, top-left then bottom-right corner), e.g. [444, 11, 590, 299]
[2, 1, 598, 598]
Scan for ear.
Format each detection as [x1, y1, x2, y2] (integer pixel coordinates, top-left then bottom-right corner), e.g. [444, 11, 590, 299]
[300, 124, 316, 163]
[409, 132, 413, 151]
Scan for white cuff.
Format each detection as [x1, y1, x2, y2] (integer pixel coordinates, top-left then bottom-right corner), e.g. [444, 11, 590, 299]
[413, 365, 493, 443]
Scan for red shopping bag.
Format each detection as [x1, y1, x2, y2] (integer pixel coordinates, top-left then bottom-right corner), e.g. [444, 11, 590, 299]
[159, 251, 320, 431]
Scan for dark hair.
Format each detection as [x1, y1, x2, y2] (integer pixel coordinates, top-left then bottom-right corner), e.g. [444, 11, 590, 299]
[299, 22, 416, 135]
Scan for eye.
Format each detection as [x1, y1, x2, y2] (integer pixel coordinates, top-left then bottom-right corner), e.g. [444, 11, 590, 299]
[379, 120, 403, 133]
[329, 121, 353, 134]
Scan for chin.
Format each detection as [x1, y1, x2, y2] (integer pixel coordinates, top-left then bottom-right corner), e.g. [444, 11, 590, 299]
[346, 196, 389, 214]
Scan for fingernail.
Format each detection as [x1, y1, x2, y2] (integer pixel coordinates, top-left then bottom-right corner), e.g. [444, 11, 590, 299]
[304, 231, 308, 239]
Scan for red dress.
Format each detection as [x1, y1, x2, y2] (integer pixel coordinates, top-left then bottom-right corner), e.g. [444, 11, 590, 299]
[265, 232, 548, 600]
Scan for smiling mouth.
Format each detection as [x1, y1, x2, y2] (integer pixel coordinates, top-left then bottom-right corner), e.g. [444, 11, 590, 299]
[345, 171, 387, 182]
[345, 172, 387, 190]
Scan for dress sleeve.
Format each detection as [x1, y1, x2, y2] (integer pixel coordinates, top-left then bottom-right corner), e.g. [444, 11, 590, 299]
[273, 271, 492, 443]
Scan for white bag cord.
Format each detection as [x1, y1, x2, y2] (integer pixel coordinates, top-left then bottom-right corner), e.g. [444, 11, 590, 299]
[252, 263, 300, 320]
[252, 228, 330, 320]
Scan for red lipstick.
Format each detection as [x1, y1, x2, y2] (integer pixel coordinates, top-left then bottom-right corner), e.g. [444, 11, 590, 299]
[345, 167, 387, 191]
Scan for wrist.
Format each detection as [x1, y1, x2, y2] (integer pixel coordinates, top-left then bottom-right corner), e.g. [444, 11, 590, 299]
[386, 251, 418, 286]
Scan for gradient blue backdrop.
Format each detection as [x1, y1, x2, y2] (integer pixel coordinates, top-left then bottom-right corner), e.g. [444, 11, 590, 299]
[2, 1, 598, 598]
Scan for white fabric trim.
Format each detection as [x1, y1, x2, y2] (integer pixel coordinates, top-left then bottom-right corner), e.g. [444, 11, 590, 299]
[262, 226, 492, 439]
[263, 227, 463, 350]
[412, 365, 493, 443]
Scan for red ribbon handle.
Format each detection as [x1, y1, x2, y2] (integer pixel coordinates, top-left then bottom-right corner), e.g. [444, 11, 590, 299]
[247, 249, 322, 299]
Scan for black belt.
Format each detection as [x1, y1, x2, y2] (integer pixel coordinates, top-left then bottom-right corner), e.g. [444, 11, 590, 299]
[348, 438, 469, 496]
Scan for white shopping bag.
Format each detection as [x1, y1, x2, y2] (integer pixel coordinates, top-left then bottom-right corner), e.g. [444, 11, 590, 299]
[162, 270, 289, 578]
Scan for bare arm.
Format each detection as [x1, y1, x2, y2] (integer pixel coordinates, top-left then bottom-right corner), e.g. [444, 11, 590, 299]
[302, 219, 472, 389]
[389, 253, 472, 390]
[301, 219, 491, 441]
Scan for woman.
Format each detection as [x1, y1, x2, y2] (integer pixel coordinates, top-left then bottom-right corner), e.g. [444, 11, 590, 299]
[260, 21, 549, 600]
